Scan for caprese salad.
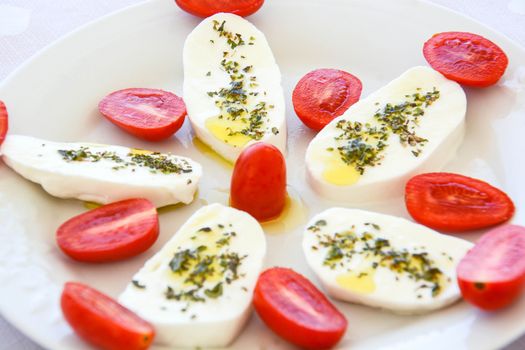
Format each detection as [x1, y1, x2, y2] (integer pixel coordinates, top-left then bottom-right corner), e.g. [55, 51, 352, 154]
[305, 66, 466, 203]
[183, 12, 286, 162]
[0, 1, 523, 350]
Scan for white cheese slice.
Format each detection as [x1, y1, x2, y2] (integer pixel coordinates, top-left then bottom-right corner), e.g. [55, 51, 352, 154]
[305, 66, 466, 203]
[0, 135, 201, 207]
[119, 203, 266, 348]
[303, 208, 473, 314]
[183, 13, 286, 162]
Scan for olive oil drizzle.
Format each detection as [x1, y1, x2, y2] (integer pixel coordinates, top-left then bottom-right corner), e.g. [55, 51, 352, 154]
[206, 20, 277, 143]
[163, 224, 246, 305]
[308, 220, 447, 297]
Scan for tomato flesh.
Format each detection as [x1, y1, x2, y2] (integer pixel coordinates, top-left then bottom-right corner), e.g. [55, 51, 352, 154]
[230, 142, 286, 221]
[56, 198, 159, 262]
[61, 282, 155, 350]
[174, 0, 264, 17]
[457, 225, 525, 310]
[423, 31, 508, 87]
[405, 172, 514, 232]
[253, 267, 347, 350]
[292, 68, 362, 131]
[99, 88, 186, 141]
[0, 101, 8, 145]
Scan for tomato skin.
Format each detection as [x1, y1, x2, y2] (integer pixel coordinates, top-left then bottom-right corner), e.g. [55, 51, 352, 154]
[99, 88, 186, 141]
[457, 225, 525, 310]
[405, 172, 514, 232]
[61, 282, 155, 350]
[230, 142, 286, 221]
[253, 267, 347, 350]
[56, 198, 159, 263]
[423, 31, 508, 87]
[174, 0, 264, 17]
[292, 69, 362, 131]
[0, 101, 8, 145]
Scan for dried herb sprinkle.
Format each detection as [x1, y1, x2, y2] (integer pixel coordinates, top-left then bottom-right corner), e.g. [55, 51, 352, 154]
[164, 224, 246, 306]
[131, 280, 146, 289]
[207, 20, 276, 144]
[58, 147, 193, 175]
[308, 219, 446, 297]
[332, 88, 440, 175]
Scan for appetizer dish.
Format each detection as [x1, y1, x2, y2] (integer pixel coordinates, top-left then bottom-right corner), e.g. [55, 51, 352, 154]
[303, 208, 473, 314]
[183, 13, 286, 162]
[120, 203, 266, 348]
[1, 135, 202, 207]
[0, 1, 523, 350]
[305, 66, 466, 203]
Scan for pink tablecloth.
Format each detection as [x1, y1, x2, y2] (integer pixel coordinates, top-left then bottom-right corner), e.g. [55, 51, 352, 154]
[0, 0, 524, 349]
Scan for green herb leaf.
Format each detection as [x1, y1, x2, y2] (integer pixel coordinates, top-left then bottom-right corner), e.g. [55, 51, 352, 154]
[132, 280, 146, 289]
[204, 282, 223, 298]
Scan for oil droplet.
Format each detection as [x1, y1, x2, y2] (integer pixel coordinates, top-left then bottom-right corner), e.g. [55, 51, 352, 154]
[130, 148, 154, 155]
[336, 269, 376, 294]
[214, 187, 229, 194]
[157, 190, 201, 214]
[322, 151, 361, 186]
[192, 137, 233, 169]
[261, 187, 309, 235]
[205, 116, 252, 148]
[157, 201, 188, 214]
[83, 201, 101, 210]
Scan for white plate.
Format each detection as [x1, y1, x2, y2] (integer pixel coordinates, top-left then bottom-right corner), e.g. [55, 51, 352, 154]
[1, 0, 524, 349]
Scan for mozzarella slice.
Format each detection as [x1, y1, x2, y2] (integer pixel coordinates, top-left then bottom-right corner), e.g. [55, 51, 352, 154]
[0, 135, 201, 207]
[305, 66, 466, 203]
[303, 208, 473, 314]
[183, 13, 286, 162]
[119, 203, 266, 348]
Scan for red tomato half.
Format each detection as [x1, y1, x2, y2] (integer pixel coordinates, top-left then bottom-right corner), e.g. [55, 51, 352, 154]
[56, 198, 159, 262]
[174, 0, 264, 17]
[230, 142, 286, 221]
[0, 101, 8, 145]
[292, 69, 362, 131]
[405, 173, 514, 232]
[423, 31, 508, 87]
[457, 225, 525, 310]
[61, 282, 155, 350]
[99, 88, 186, 141]
[253, 267, 347, 350]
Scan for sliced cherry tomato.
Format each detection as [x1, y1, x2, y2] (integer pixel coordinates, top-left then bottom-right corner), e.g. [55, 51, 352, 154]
[174, 0, 264, 18]
[405, 172, 514, 232]
[61, 282, 155, 350]
[457, 225, 525, 310]
[99, 88, 186, 141]
[56, 198, 159, 262]
[292, 69, 362, 131]
[423, 31, 508, 87]
[253, 267, 347, 350]
[230, 142, 286, 221]
[0, 101, 8, 145]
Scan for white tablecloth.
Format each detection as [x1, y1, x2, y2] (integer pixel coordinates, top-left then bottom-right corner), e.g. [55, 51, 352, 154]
[0, 0, 524, 349]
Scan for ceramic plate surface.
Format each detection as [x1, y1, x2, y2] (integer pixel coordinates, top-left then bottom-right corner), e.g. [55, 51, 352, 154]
[0, 0, 524, 349]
